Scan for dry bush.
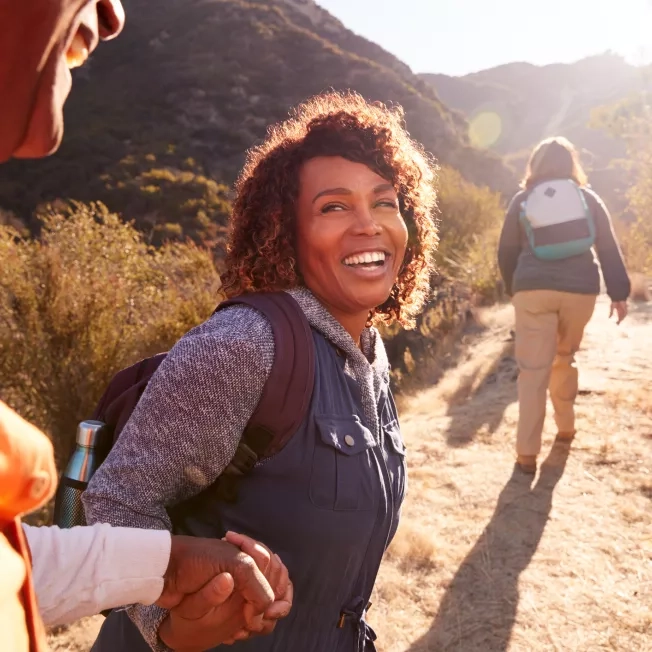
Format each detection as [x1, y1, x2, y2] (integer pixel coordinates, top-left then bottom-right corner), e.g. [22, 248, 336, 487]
[381, 276, 471, 394]
[0, 202, 222, 462]
[447, 225, 503, 305]
[385, 522, 440, 573]
[616, 216, 652, 277]
[629, 272, 651, 302]
[435, 166, 506, 303]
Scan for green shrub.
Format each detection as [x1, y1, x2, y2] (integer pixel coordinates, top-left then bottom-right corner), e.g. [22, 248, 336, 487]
[435, 166, 505, 302]
[615, 215, 652, 275]
[102, 155, 233, 252]
[593, 94, 652, 276]
[0, 202, 222, 462]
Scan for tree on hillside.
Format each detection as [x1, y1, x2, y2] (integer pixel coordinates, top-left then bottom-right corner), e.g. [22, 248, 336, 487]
[100, 152, 233, 255]
[592, 94, 652, 273]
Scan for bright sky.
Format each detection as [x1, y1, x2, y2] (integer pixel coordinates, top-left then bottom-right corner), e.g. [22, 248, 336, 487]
[316, 0, 652, 76]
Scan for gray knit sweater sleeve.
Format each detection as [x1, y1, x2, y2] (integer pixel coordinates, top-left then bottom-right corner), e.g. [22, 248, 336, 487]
[82, 305, 274, 651]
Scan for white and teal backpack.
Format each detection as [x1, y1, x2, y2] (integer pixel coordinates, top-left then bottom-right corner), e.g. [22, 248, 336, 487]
[519, 179, 596, 261]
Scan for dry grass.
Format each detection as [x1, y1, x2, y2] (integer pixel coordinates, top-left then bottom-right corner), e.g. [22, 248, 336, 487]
[47, 619, 102, 651]
[608, 386, 651, 417]
[629, 273, 651, 303]
[369, 297, 652, 652]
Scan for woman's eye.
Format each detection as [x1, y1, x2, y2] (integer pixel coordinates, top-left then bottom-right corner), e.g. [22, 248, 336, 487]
[321, 203, 346, 213]
[377, 199, 398, 209]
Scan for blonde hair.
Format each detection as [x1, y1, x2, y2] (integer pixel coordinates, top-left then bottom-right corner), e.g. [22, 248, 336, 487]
[521, 136, 588, 189]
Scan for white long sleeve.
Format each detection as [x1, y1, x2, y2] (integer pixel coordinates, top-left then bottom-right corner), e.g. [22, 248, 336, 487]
[23, 523, 171, 627]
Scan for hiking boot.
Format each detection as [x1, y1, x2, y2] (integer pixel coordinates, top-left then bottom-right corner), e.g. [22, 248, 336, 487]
[516, 455, 537, 474]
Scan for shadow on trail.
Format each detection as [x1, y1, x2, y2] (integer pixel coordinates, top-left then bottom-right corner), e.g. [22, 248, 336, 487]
[444, 338, 518, 448]
[406, 441, 570, 652]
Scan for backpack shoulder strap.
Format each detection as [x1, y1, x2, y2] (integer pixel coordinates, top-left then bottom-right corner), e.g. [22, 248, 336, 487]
[216, 291, 315, 463]
[167, 291, 315, 521]
[91, 353, 168, 445]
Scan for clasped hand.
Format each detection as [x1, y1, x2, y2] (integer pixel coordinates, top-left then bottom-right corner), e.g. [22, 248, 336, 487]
[158, 532, 293, 651]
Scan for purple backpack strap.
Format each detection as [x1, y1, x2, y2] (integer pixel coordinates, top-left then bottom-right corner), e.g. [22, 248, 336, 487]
[217, 291, 315, 459]
[92, 353, 168, 445]
[167, 291, 315, 528]
[167, 291, 315, 507]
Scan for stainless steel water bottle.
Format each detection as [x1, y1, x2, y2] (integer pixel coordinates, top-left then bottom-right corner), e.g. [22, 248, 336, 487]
[53, 420, 110, 528]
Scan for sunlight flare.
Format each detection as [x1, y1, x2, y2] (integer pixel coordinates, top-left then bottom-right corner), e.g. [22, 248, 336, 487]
[469, 111, 502, 149]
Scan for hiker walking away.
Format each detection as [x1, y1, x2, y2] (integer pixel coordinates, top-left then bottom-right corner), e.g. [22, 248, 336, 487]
[0, 1, 290, 649]
[498, 136, 630, 474]
[83, 91, 438, 652]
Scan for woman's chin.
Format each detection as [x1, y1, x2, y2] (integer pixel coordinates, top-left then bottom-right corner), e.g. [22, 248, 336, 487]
[12, 56, 70, 159]
[345, 286, 394, 316]
[13, 122, 64, 159]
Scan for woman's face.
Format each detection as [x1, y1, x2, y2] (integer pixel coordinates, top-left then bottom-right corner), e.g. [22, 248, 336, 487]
[295, 156, 408, 323]
[0, 0, 125, 162]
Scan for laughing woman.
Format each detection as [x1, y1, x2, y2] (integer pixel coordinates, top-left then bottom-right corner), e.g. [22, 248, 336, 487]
[83, 91, 438, 652]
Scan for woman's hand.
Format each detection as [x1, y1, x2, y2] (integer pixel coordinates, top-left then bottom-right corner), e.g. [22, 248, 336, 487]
[223, 531, 294, 642]
[609, 301, 628, 325]
[158, 533, 292, 650]
[157, 536, 274, 612]
[159, 572, 245, 651]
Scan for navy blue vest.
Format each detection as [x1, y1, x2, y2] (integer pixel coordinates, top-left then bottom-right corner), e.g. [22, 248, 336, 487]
[91, 330, 406, 651]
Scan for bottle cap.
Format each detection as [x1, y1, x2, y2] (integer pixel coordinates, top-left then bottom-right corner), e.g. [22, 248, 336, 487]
[76, 420, 108, 447]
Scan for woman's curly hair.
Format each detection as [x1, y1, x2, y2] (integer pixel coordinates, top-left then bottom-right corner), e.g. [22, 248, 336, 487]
[222, 91, 438, 327]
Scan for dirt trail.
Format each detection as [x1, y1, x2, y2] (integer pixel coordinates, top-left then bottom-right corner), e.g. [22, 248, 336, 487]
[48, 297, 652, 651]
[371, 296, 652, 652]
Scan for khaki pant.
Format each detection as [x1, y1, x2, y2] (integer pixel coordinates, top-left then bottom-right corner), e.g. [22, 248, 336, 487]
[512, 290, 597, 457]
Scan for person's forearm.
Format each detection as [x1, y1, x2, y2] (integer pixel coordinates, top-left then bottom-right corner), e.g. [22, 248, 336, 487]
[23, 523, 170, 626]
[589, 190, 631, 302]
[498, 200, 522, 296]
[597, 246, 631, 301]
[498, 248, 518, 296]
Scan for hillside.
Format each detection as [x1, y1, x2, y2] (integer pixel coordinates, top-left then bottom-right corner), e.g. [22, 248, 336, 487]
[0, 0, 514, 244]
[423, 54, 649, 163]
[422, 54, 652, 209]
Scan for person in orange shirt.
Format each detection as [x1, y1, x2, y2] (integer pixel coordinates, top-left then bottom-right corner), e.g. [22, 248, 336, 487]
[0, 402, 57, 652]
[0, 1, 292, 649]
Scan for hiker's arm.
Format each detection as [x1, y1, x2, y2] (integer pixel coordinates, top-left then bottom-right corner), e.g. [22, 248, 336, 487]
[83, 308, 274, 529]
[83, 307, 274, 651]
[23, 523, 170, 626]
[24, 522, 279, 642]
[586, 190, 631, 302]
[498, 193, 523, 297]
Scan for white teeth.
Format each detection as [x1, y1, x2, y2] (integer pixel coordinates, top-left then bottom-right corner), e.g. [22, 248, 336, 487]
[343, 251, 386, 266]
[66, 33, 89, 69]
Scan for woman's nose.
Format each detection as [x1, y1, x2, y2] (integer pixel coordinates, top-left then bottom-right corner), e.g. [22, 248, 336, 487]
[96, 0, 125, 41]
[352, 207, 382, 236]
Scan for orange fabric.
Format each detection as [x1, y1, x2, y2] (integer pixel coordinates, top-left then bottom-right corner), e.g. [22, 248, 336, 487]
[0, 401, 58, 652]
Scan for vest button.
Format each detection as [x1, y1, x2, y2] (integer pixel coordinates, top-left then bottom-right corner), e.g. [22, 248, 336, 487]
[344, 435, 355, 447]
